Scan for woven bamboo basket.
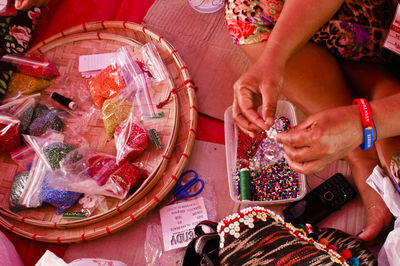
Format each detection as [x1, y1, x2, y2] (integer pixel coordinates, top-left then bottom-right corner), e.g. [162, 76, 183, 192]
[0, 21, 197, 242]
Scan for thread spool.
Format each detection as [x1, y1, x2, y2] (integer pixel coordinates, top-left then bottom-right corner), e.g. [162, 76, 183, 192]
[239, 168, 251, 201]
[51, 92, 77, 110]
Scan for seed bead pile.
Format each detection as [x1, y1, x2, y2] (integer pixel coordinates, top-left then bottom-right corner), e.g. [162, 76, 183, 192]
[234, 117, 300, 201]
[102, 96, 132, 140]
[87, 64, 126, 108]
[43, 142, 75, 170]
[39, 176, 82, 215]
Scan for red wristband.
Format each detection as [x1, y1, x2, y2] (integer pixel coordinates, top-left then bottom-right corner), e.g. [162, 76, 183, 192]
[352, 98, 374, 128]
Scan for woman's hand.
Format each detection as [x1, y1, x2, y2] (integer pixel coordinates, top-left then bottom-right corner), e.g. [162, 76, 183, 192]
[15, 0, 50, 10]
[276, 105, 364, 174]
[233, 59, 285, 137]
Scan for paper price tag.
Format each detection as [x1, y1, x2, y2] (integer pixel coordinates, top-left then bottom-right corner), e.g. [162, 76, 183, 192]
[159, 197, 208, 251]
[78, 52, 117, 77]
[383, 4, 400, 55]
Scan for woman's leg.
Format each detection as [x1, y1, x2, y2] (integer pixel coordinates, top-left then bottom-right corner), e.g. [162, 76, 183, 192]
[240, 41, 393, 243]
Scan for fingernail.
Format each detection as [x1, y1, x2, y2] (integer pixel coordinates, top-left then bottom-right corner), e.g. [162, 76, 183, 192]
[265, 117, 274, 128]
[356, 230, 363, 237]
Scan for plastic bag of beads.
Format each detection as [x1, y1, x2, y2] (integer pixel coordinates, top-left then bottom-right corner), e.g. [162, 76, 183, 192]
[86, 46, 138, 108]
[0, 113, 21, 154]
[0, 95, 68, 136]
[0, 94, 38, 131]
[39, 175, 82, 215]
[47, 154, 148, 199]
[102, 96, 133, 140]
[0, 53, 60, 79]
[9, 156, 47, 211]
[27, 103, 65, 136]
[23, 131, 87, 171]
[141, 42, 169, 83]
[87, 64, 126, 108]
[249, 117, 291, 170]
[114, 113, 148, 164]
[8, 73, 52, 95]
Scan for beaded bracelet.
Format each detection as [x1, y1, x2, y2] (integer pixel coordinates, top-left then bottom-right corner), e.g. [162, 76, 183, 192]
[352, 98, 377, 150]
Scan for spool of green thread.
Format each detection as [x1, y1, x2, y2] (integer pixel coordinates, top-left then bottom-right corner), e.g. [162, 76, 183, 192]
[240, 168, 251, 201]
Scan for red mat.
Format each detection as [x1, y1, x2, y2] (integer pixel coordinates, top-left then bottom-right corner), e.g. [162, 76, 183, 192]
[2, 1, 225, 265]
[32, 0, 156, 45]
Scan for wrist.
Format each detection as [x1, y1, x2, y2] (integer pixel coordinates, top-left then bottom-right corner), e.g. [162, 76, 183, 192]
[350, 105, 365, 146]
[352, 98, 378, 150]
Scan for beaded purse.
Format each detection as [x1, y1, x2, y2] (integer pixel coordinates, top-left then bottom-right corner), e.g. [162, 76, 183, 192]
[182, 206, 376, 266]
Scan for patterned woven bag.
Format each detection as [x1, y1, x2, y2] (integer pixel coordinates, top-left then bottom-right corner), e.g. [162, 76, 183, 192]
[182, 206, 376, 266]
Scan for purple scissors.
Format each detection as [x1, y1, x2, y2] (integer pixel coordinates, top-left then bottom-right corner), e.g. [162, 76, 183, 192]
[173, 169, 205, 201]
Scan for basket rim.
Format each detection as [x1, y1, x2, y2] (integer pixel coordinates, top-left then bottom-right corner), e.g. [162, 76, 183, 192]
[0, 20, 198, 242]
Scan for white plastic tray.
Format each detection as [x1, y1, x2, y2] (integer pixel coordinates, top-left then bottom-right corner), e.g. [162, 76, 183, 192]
[224, 100, 306, 205]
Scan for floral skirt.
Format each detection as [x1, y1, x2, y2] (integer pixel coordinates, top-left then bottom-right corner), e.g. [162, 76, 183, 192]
[0, 7, 40, 100]
[225, 0, 399, 63]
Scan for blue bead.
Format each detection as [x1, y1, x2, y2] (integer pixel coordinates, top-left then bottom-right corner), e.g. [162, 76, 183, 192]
[349, 257, 359, 266]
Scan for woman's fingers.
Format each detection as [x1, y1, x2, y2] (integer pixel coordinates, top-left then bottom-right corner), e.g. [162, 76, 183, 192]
[232, 100, 259, 137]
[281, 144, 320, 163]
[276, 120, 317, 148]
[284, 154, 325, 175]
[235, 86, 267, 130]
[15, 0, 50, 10]
[259, 77, 282, 128]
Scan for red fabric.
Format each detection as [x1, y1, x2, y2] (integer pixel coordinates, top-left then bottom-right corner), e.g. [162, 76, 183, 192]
[32, 0, 156, 44]
[0, 226, 68, 266]
[197, 114, 225, 145]
[1, 1, 155, 265]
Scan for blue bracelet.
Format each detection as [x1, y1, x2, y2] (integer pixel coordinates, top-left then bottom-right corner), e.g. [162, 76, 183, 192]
[360, 127, 374, 150]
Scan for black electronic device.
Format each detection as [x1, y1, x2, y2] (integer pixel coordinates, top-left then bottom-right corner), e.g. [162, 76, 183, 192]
[283, 173, 357, 225]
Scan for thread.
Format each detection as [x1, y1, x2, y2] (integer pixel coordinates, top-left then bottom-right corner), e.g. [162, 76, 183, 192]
[51, 92, 77, 110]
[239, 168, 251, 201]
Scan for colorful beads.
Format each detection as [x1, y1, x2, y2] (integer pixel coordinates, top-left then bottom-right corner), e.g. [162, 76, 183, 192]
[217, 207, 347, 263]
[23, 103, 64, 136]
[251, 160, 299, 201]
[9, 172, 31, 211]
[43, 142, 75, 170]
[349, 257, 359, 266]
[102, 96, 132, 140]
[340, 249, 352, 260]
[39, 176, 82, 215]
[114, 120, 148, 163]
[328, 244, 337, 251]
[319, 238, 329, 246]
[88, 64, 126, 108]
[235, 117, 299, 201]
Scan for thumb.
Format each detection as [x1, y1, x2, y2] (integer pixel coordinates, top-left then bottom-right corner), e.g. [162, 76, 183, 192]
[275, 130, 290, 144]
[260, 88, 278, 129]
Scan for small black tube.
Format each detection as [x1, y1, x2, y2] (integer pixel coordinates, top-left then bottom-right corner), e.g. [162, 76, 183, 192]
[51, 92, 77, 110]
